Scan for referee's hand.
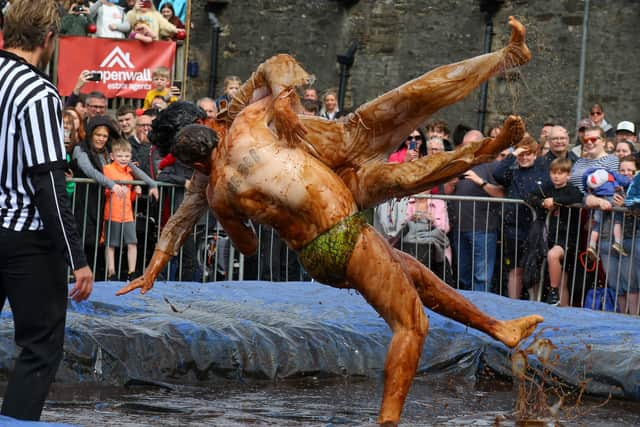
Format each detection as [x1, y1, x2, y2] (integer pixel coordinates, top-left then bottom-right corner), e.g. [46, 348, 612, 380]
[70, 266, 93, 302]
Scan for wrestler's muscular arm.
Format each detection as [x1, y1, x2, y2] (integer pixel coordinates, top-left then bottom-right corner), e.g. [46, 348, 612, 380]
[116, 171, 210, 295]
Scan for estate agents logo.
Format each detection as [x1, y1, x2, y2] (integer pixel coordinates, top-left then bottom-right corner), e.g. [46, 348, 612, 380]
[99, 46, 135, 69]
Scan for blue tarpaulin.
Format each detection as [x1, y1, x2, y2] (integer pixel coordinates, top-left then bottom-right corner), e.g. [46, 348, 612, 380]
[0, 281, 638, 402]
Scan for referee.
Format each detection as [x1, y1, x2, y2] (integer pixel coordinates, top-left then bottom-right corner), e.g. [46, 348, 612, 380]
[0, 0, 93, 421]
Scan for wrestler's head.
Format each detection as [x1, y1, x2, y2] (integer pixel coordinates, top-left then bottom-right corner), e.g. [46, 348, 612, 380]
[173, 124, 218, 174]
[148, 101, 207, 157]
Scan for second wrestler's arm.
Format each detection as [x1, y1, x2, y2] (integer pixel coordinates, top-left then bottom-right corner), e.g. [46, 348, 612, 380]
[116, 171, 210, 295]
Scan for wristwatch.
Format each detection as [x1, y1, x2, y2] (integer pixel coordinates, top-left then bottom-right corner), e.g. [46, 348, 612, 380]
[480, 181, 488, 188]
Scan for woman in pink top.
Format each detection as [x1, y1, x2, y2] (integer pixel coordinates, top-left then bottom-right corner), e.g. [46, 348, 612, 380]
[388, 128, 427, 163]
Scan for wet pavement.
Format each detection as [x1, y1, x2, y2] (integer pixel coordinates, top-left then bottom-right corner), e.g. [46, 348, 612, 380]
[13, 373, 639, 426]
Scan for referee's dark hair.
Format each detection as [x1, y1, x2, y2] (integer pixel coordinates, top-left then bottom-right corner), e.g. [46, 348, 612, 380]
[2, 0, 61, 51]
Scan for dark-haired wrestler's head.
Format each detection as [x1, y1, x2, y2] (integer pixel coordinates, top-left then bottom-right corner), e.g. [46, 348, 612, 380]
[173, 124, 218, 174]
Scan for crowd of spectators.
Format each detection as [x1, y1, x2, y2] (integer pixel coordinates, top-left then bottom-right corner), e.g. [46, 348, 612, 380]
[58, 0, 185, 40]
[376, 109, 640, 315]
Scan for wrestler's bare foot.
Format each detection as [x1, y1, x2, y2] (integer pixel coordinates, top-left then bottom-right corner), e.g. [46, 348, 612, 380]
[494, 314, 544, 348]
[476, 115, 525, 156]
[502, 16, 531, 70]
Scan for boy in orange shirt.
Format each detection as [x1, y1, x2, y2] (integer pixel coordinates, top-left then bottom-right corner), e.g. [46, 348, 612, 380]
[143, 66, 180, 110]
[103, 139, 158, 280]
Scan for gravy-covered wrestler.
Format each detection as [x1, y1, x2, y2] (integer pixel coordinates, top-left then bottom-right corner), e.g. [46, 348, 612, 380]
[117, 17, 543, 426]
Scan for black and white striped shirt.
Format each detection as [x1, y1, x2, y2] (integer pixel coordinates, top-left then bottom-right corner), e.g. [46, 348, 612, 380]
[0, 52, 65, 230]
[0, 50, 87, 270]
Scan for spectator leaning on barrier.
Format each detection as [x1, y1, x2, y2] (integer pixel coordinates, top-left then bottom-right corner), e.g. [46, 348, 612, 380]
[72, 115, 125, 274]
[569, 126, 619, 193]
[584, 156, 640, 315]
[527, 158, 584, 306]
[444, 129, 504, 293]
[103, 139, 158, 281]
[0, 0, 93, 420]
[493, 135, 550, 301]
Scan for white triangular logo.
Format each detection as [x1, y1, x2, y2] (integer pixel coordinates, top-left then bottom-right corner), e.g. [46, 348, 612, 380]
[99, 46, 135, 69]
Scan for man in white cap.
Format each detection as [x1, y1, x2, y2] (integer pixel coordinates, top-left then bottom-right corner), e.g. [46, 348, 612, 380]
[615, 121, 637, 147]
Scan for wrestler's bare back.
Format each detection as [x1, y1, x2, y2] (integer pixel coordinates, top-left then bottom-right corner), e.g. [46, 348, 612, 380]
[210, 97, 359, 253]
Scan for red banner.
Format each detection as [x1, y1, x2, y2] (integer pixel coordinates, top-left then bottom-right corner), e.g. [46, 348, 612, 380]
[57, 36, 176, 99]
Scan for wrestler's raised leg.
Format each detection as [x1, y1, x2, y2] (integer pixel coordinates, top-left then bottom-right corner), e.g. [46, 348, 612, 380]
[395, 250, 543, 348]
[342, 16, 529, 161]
[345, 115, 525, 209]
[346, 227, 428, 425]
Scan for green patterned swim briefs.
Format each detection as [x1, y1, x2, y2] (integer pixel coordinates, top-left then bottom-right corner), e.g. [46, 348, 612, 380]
[298, 213, 367, 285]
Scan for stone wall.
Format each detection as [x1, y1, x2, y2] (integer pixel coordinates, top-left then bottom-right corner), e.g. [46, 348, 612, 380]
[186, 0, 640, 137]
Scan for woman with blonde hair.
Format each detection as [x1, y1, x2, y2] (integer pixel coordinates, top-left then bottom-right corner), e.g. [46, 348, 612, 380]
[320, 89, 339, 120]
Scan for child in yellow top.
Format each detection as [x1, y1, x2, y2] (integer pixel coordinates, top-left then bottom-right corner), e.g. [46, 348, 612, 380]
[143, 66, 179, 110]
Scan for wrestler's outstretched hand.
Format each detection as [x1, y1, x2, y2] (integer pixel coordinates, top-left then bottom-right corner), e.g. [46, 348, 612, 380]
[116, 274, 155, 296]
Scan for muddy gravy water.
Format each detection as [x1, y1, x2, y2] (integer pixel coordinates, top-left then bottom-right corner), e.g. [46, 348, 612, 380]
[3, 374, 636, 426]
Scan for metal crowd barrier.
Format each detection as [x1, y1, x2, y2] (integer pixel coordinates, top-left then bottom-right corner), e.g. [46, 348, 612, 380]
[68, 179, 640, 316]
[399, 193, 640, 316]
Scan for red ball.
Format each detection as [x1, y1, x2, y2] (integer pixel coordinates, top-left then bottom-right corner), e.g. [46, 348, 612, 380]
[175, 29, 186, 40]
[87, 23, 97, 34]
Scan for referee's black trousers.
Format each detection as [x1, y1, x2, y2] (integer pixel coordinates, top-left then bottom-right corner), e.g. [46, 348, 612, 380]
[0, 229, 68, 421]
